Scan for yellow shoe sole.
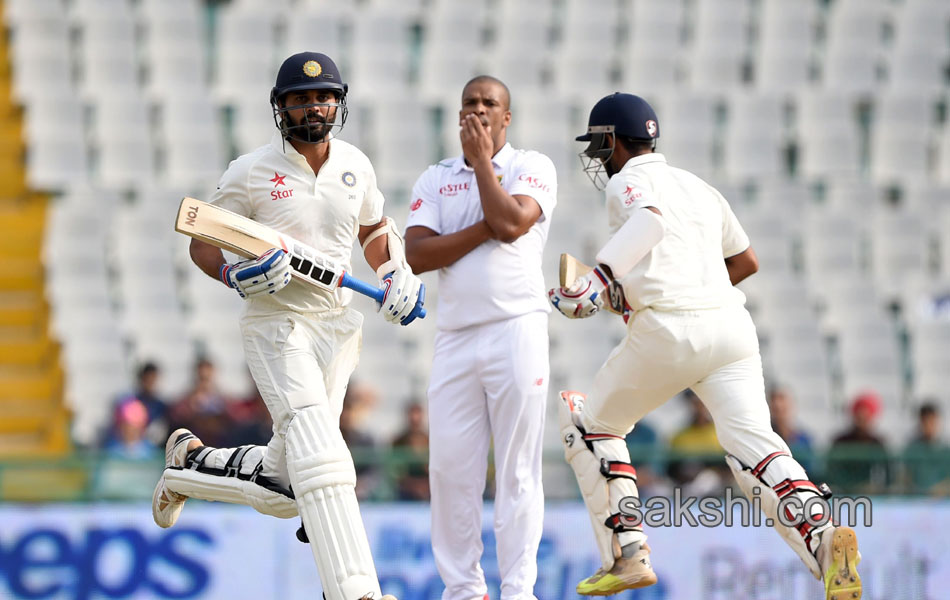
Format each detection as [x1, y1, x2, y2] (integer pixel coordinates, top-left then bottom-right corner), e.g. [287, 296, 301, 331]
[576, 571, 658, 596]
[824, 527, 862, 600]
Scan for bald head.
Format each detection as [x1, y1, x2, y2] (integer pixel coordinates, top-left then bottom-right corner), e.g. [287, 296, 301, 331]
[462, 75, 510, 110]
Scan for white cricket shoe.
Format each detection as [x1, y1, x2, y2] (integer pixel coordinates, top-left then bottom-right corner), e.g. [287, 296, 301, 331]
[152, 428, 201, 528]
[816, 526, 862, 600]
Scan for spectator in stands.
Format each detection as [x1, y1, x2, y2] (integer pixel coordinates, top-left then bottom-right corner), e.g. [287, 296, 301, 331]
[105, 398, 158, 459]
[110, 361, 169, 447]
[168, 358, 231, 448]
[340, 380, 380, 499]
[904, 402, 950, 494]
[827, 391, 889, 493]
[669, 390, 726, 492]
[625, 420, 672, 499]
[391, 402, 430, 500]
[224, 378, 273, 448]
[768, 385, 814, 471]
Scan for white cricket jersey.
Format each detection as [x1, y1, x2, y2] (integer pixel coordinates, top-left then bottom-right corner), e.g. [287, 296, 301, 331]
[210, 132, 384, 317]
[406, 143, 557, 331]
[605, 153, 749, 312]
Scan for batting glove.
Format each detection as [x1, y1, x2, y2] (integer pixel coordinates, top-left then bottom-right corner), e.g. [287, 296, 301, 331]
[379, 267, 424, 325]
[220, 248, 292, 299]
[548, 266, 609, 319]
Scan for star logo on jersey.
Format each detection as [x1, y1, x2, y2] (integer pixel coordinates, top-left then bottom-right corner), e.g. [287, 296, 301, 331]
[270, 172, 287, 187]
[623, 185, 642, 206]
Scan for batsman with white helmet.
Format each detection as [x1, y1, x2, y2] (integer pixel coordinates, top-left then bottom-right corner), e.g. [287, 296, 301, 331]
[151, 52, 423, 600]
[405, 76, 557, 600]
[549, 93, 862, 599]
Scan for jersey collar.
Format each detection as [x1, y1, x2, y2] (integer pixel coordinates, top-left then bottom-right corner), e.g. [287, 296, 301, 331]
[451, 142, 514, 174]
[271, 131, 333, 170]
[622, 152, 667, 170]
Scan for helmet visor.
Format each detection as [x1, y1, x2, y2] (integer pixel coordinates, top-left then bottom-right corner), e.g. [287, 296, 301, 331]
[272, 96, 348, 144]
[578, 125, 615, 191]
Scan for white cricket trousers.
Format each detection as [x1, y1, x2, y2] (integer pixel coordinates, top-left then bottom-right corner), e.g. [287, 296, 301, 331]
[239, 308, 362, 488]
[428, 312, 549, 600]
[166, 307, 385, 600]
[583, 304, 793, 480]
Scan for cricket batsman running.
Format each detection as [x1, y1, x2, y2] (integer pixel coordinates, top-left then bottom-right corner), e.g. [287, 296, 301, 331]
[548, 93, 862, 599]
[151, 52, 423, 600]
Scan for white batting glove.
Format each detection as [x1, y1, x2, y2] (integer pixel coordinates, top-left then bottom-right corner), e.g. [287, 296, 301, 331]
[220, 248, 292, 299]
[379, 267, 423, 325]
[548, 266, 609, 319]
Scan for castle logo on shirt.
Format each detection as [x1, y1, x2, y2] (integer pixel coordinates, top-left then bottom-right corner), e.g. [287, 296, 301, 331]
[517, 173, 551, 193]
[438, 182, 470, 196]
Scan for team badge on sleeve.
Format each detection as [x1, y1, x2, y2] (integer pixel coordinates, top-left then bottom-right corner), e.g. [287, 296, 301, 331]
[342, 172, 356, 187]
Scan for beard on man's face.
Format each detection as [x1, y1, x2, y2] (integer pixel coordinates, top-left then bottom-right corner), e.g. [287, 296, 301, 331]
[287, 109, 334, 142]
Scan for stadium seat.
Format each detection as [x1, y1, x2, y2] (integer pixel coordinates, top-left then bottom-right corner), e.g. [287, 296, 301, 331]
[651, 92, 718, 179]
[753, 0, 817, 94]
[795, 90, 863, 180]
[213, 6, 278, 104]
[367, 99, 437, 193]
[722, 93, 788, 182]
[231, 96, 278, 155]
[687, 0, 751, 91]
[349, 9, 413, 95]
[77, 48, 139, 102]
[282, 6, 349, 64]
[869, 205, 930, 300]
[869, 92, 937, 186]
[911, 322, 950, 399]
[801, 206, 867, 288]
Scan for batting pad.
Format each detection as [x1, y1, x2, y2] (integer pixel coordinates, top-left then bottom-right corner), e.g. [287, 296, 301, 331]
[726, 454, 823, 579]
[164, 445, 298, 518]
[286, 405, 381, 600]
[559, 391, 644, 571]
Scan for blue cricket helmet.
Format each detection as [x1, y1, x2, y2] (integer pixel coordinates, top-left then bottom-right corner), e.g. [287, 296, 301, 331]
[577, 93, 659, 142]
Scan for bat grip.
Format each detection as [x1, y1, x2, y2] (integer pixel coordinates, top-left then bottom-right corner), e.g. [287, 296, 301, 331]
[340, 273, 385, 303]
[339, 273, 428, 322]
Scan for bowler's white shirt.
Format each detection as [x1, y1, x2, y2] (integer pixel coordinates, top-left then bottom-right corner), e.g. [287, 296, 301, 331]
[605, 153, 749, 312]
[407, 143, 557, 331]
[210, 132, 384, 316]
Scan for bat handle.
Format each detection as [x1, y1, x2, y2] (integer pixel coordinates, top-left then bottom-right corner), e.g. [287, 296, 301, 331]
[340, 272, 385, 302]
[339, 273, 427, 322]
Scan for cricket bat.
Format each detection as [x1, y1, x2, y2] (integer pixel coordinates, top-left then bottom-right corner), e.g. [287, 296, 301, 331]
[175, 198, 426, 321]
[559, 253, 593, 289]
[558, 253, 624, 316]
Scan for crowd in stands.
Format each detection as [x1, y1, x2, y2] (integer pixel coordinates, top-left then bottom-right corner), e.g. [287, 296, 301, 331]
[100, 358, 950, 500]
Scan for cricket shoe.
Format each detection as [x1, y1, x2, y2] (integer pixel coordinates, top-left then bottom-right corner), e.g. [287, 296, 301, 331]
[152, 428, 201, 528]
[817, 526, 862, 600]
[576, 541, 658, 596]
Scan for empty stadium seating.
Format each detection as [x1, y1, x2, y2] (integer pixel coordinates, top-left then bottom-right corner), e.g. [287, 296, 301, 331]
[3, 0, 948, 450]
